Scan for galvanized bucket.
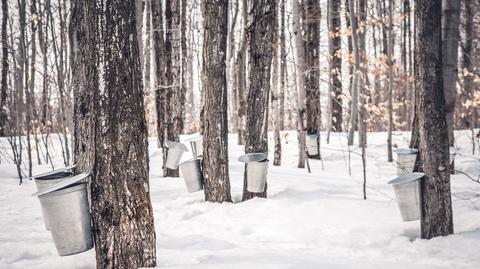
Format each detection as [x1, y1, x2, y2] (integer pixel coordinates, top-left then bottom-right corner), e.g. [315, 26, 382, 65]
[185, 133, 204, 159]
[388, 172, 424, 222]
[34, 170, 74, 230]
[34, 173, 93, 256]
[165, 141, 188, 169]
[306, 134, 318, 156]
[449, 146, 456, 165]
[239, 153, 268, 193]
[190, 140, 203, 159]
[179, 159, 204, 192]
[393, 148, 419, 176]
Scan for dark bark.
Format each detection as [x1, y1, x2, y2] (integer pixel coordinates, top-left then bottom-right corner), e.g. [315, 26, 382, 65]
[279, 0, 286, 131]
[71, 0, 157, 267]
[152, 0, 167, 159]
[234, 0, 247, 145]
[461, 0, 474, 129]
[164, 0, 180, 177]
[243, 0, 276, 201]
[414, 0, 454, 239]
[0, 0, 8, 136]
[304, 0, 321, 159]
[202, 0, 232, 203]
[329, 0, 342, 132]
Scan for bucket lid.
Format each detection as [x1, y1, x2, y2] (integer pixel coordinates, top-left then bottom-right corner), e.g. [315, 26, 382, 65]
[239, 153, 267, 163]
[184, 133, 203, 142]
[393, 148, 418, 155]
[32, 172, 89, 196]
[166, 140, 189, 152]
[29, 164, 76, 180]
[388, 172, 424, 185]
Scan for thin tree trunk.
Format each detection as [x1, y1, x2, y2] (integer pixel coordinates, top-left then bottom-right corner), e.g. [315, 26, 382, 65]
[329, 0, 342, 132]
[387, 0, 394, 162]
[234, 0, 247, 145]
[202, 0, 232, 203]
[304, 0, 321, 159]
[273, 3, 282, 166]
[152, 0, 166, 151]
[243, 0, 276, 201]
[442, 0, 459, 173]
[0, 0, 8, 136]
[347, 0, 359, 146]
[415, 0, 454, 239]
[279, 0, 286, 131]
[292, 0, 307, 168]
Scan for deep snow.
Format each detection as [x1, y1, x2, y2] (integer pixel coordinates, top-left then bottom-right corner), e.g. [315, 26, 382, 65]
[0, 131, 479, 268]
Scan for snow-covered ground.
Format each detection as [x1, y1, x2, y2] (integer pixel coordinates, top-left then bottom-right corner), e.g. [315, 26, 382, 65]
[1, 131, 479, 269]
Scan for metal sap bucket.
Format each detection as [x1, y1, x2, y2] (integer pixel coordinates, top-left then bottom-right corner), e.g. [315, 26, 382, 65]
[33, 166, 76, 230]
[388, 172, 424, 222]
[179, 159, 204, 192]
[185, 133, 203, 159]
[34, 173, 93, 256]
[165, 140, 188, 169]
[239, 153, 268, 193]
[393, 148, 419, 176]
[306, 134, 319, 156]
[449, 146, 456, 165]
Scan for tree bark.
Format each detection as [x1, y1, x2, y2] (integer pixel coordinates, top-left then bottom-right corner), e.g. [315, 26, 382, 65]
[234, 0, 247, 145]
[292, 0, 307, 168]
[202, 0, 232, 203]
[243, 0, 276, 201]
[304, 0, 321, 159]
[442, 0, 459, 173]
[414, 0, 454, 239]
[347, 0, 359, 146]
[387, 0, 394, 162]
[0, 0, 8, 137]
[329, 0, 342, 132]
[71, 0, 157, 267]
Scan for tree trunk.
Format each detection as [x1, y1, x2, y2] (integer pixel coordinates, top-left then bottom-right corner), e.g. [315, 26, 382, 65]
[292, 0, 307, 168]
[304, 0, 321, 159]
[279, 0, 286, 131]
[329, 0, 342, 132]
[71, 0, 157, 267]
[272, 2, 282, 166]
[387, 0, 394, 162]
[461, 0, 474, 129]
[442, 0, 459, 173]
[234, 0, 247, 145]
[202, 0, 232, 203]
[414, 0, 454, 239]
[347, 0, 359, 146]
[164, 0, 180, 177]
[0, 0, 8, 137]
[243, 0, 276, 201]
[152, 0, 167, 152]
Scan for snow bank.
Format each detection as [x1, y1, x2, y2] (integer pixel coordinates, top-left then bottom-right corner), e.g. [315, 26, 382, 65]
[1, 131, 479, 268]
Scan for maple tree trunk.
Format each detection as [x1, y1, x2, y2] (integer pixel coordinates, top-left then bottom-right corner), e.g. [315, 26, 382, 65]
[243, 0, 276, 201]
[202, 0, 232, 203]
[71, 0, 157, 267]
[414, 0, 454, 239]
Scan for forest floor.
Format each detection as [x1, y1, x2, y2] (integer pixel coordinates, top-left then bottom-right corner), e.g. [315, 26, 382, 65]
[1, 130, 480, 268]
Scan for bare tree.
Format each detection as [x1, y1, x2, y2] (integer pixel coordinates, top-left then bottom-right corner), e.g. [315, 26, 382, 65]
[202, 0, 232, 203]
[414, 0, 454, 239]
[292, 0, 307, 168]
[329, 0, 342, 133]
[71, 0, 157, 267]
[243, 0, 276, 201]
[0, 0, 8, 137]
